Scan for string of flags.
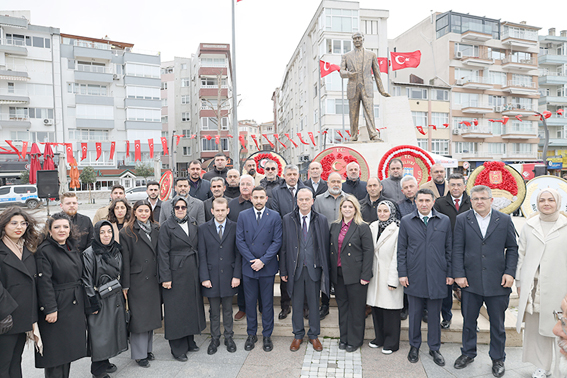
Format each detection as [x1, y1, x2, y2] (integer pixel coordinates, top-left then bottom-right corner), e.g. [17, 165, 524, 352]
[320, 50, 421, 77]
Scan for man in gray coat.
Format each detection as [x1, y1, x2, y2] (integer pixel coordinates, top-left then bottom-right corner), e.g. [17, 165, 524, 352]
[160, 178, 205, 225]
[381, 158, 405, 203]
[398, 188, 453, 367]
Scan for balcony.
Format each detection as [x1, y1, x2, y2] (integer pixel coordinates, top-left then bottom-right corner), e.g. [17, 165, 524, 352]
[456, 77, 493, 90]
[503, 151, 539, 160]
[502, 57, 537, 71]
[460, 151, 480, 159]
[501, 125, 538, 139]
[199, 67, 228, 76]
[199, 88, 228, 97]
[460, 126, 493, 138]
[0, 114, 31, 128]
[0, 69, 29, 82]
[543, 115, 567, 126]
[0, 38, 28, 56]
[502, 103, 536, 116]
[538, 72, 567, 86]
[75, 64, 115, 83]
[502, 30, 539, 48]
[460, 24, 494, 42]
[459, 101, 494, 114]
[458, 52, 494, 67]
[502, 80, 539, 95]
[539, 52, 567, 65]
[0, 88, 29, 105]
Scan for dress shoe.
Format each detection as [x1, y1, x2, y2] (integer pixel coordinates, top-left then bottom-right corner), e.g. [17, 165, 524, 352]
[346, 345, 358, 353]
[225, 337, 237, 353]
[188, 344, 199, 353]
[429, 350, 445, 366]
[365, 305, 372, 318]
[492, 360, 505, 377]
[92, 374, 110, 378]
[303, 308, 309, 320]
[278, 307, 291, 320]
[207, 339, 220, 355]
[441, 319, 451, 329]
[136, 358, 150, 367]
[146, 353, 155, 361]
[263, 336, 273, 352]
[454, 354, 474, 369]
[244, 334, 257, 351]
[290, 338, 303, 352]
[106, 363, 118, 373]
[319, 305, 329, 320]
[368, 339, 382, 348]
[172, 353, 188, 362]
[310, 338, 323, 352]
[422, 309, 428, 323]
[234, 310, 246, 321]
[400, 309, 408, 320]
[407, 346, 419, 363]
[338, 341, 347, 350]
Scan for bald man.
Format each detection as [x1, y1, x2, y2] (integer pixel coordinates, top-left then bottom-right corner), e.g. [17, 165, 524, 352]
[420, 164, 449, 199]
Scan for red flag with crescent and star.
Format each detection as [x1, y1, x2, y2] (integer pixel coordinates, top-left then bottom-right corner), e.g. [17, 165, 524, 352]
[377, 57, 388, 73]
[21, 142, 28, 160]
[161, 137, 168, 155]
[110, 142, 115, 160]
[215, 135, 220, 145]
[416, 126, 426, 135]
[6, 140, 21, 159]
[250, 135, 260, 150]
[95, 142, 102, 160]
[308, 132, 316, 146]
[148, 139, 154, 158]
[175, 135, 184, 145]
[297, 133, 309, 145]
[320, 60, 340, 78]
[126, 141, 130, 157]
[65, 143, 74, 164]
[390, 51, 421, 71]
[262, 134, 275, 149]
[134, 140, 141, 161]
[284, 133, 298, 148]
[81, 143, 87, 161]
[238, 135, 247, 149]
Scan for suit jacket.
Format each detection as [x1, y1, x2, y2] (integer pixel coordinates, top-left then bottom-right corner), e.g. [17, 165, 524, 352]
[236, 207, 282, 278]
[420, 179, 449, 199]
[203, 196, 228, 222]
[434, 192, 472, 231]
[160, 195, 205, 225]
[150, 198, 162, 224]
[269, 181, 307, 218]
[304, 178, 328, 198]
[329, 221, 374, 286]
[198, 219, 242, 298]
[340, 47, 381, 99]
[452, 209, 518, 297]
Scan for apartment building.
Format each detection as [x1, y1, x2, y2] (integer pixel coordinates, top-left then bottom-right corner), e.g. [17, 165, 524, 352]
[276, 0, 389, 169]
[391, 11, 541, 169]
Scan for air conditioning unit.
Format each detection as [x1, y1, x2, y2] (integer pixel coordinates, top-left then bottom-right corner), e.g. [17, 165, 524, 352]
[43, 119, 53, 126]
[456, 79, 465, 85]
[452, 129, 461, 135]
[495, 105, 503, 112]
[113, 74, 119, 80]
[299, 155, 310, 162]
[455, 51, 464, 59]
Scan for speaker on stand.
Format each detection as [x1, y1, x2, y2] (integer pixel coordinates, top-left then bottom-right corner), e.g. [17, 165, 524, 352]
[37, 170, 60, 216]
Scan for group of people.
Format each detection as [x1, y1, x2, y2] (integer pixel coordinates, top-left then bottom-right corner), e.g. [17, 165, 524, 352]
[0, 152, 566, 378]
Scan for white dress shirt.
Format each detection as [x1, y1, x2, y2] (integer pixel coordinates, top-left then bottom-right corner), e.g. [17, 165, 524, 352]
[474, 210, 492, 238]
[418, 211, 432, 224]
[300, 211, 311, 233]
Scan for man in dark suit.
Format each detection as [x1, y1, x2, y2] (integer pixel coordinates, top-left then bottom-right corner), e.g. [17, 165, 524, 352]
[259, 160, 283, 198]
[236, 186, 282, 352]
[188, 160, 212, 201]
[269, 165, 306, 320]
[160, 178, 205, 225]
[342, 162, 366, 201]
[398, 189, 453, 367]
[198, 198, 241, 355]
[398, 175, 418, 218]
[360, 176, 399, 223]
[146, 181, 162, 224]
[304, 162, 327, 198]
[434, 173, 471, 329]
[281, 189, 330, 352]
[203, 177, 228, 222]
[452, 185, 518, 378]
[59, 192, 92, 252]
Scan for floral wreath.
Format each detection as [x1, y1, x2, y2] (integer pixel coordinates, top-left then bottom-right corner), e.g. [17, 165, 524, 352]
[473, 161, 518, 195]
[377, 145, 435, 180]
[254, 153, 283, 176]
[320, 153, 358, 181]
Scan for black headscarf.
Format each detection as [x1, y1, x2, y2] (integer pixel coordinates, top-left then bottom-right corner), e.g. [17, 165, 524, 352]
[92, 220, 121, 263]
[376, 200, 400, 240]
[171, 196, 189, 224]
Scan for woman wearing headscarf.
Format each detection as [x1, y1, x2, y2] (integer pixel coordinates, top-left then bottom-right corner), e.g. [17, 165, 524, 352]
[82, 220, 128, 378]
[107, 198, 132, 241]
[366, 200, 403, 355]
[0, 207, 40, 378]
[158, 196, 205, 361]
[119, 200, 161, 368]
[516, 188, 567, 378]
[35, 212, 87, 378]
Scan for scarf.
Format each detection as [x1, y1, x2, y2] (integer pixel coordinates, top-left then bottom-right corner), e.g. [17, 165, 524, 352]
[536, 188, 561, 222]
[2, 235, 24, 260]
[137, 219, 152, 241]
[171, 196, 189, 224]
[376, 200, 400, 240]
[92, 220, 121, 264]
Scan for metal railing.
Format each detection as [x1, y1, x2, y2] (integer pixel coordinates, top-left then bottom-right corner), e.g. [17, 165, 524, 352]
[0, 88, 28, 96]
[539, 70, 567, 77]
[502, 29, 538, 41]
[505, 80, 537, 88]
[0, 38, 27, 47]
[460, 23, 493, 35]
[504, 103, 535, 111]
[502, 56, 537, 65]
[460, 101, 492, 108]
[0, 114, 29, 121]
[506, 125, 537, 134]
[461, 126, 492, 133]
[76, 64, 113, 74]
[539, 50, 567, 56]
[200, 84, 229, 89]
[458, 77, 492, 85]
[457, 51, 493, 60]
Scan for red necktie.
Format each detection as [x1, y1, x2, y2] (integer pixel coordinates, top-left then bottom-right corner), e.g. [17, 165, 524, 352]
[455, 199, 460, 211]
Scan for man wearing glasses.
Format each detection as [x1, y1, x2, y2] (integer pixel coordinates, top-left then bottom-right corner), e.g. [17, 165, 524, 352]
[259, 160, 283, 198]
[553, 296, 567, 376]
[452, 185, 518, 377]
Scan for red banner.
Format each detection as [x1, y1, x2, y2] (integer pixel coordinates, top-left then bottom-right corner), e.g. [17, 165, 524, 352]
[65, 143, 74, 164]
[148, 138, 154, 158]
[250, 135, 260, 150]
[176, 135, 184, 145]
[161, 137, 168, 155]
[126, 141, 130, 157]
[390, 51, 421, 71]
[416, 126, 426, 135]
[284, 133, 298, 148]
[239, 135, 247, 149]
[337, 130, 345, 139]
[21, 141, 28, 160]
[81, 143, 87, 161]
[110, 142, 115, 160]
[5, 140, 21, 159]
[215, 135, 220, 145]
[319, 60, 340, 78]
[377, 57, 388, 73]
[307, 132, 316, 146]
[297, 133, 309, 145]
[273, 134, 287, 149]
[95, 142, 102, 161]
[134, 140, 141, 161]
[262, 134, 275, 149]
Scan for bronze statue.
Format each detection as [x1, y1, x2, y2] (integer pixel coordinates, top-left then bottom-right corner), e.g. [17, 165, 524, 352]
[340, 32, 390, 141]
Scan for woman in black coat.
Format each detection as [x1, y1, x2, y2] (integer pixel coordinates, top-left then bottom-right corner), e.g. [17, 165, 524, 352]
[329, 194, 374, 353]
[35, 212, 88, 378]
[82, 220, 128, 378]
[158, 196, 205, 361]
[119, 200, 161, 368]
[0, 207, 40, 378]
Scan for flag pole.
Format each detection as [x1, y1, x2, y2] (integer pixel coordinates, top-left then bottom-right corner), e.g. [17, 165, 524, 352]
[231, 0, 239, 171]
[341, 76, 345, 139]
[318, 58, 322, 152]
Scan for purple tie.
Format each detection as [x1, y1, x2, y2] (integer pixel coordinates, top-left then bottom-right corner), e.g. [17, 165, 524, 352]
[302, 216, 308, 240]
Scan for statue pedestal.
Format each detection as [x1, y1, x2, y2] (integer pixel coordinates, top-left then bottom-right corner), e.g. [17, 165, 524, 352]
[337, 96, 417, 177]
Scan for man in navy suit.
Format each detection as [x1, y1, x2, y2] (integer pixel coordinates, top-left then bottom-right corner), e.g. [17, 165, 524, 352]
[236, 186, 282, 352]
[452, 185, 518, 378]
[304, 162, 327, 198]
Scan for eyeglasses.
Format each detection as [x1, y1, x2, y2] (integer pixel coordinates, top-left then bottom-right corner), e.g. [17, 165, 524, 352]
[174, 206, 187, 210]
[554, 310, 567, 335]
[471, 197, 492, 202]
[9, 221, 28, 228]
[264, 167, 277, 171]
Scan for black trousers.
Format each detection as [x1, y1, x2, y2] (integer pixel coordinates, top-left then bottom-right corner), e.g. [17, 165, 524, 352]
[334, 269, 368, 348]
[291, 269, 320, 340]
[0, 332, 26, 378]
[441, 284, 454, 322]
[209, 296, 234, 340]
[280, 279, 291, 309]
[44, 363, 70, 378]
[169, 335, 196, 358]
[407, 295, 442, 351]
[91, 359, 110, 377]
[371, 307, 401, 351]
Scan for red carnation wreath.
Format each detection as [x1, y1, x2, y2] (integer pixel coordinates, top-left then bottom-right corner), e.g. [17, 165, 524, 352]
[254, 153, 283, 176]
[377, 145, 435, 185]
[473, 161, 518, 195]
[320, 153, 358, 181]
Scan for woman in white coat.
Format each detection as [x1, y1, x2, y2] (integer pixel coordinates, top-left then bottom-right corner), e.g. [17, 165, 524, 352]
[516, 188, 567, 378]
[366, 200, 404, 354]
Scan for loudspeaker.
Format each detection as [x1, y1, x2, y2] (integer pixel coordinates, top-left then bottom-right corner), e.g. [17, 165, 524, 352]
[37, 170, 59, 199]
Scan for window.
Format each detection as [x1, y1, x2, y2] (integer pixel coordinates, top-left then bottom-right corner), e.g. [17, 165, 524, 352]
[181, 78, 190, 87]
[7, 83, 14, 93]
[182, 112, 190, 122]
[9, 107, 29, 120]
[28, 108, 54, 119]
[454, 142, 478, 154]
[161, 131, 168, 138]
[453, 92, 479, 107]
[126, 86, 159, 99]
[182, 129, 192, 136]
[11, 131, 54, 143]
[430, 139, 449, 155]
[161, 67, 173, 74]
[181, 95, 190, 104]
[417, 139, 428, 150]
[200, 58, 227, 67]
[509, 51, 532, 63]
[201, 117, 229, 130]
[324, 72, 347, 91]
[202, 138, 229, 151]
[412, 111, 427, 127]
[325, 99, 348, 114]
[489, 71, 507, 85]
[407, 88, 428, 100]
[431, 89, 449, 101]
[455, 68, 479, 82]
[323, 8, 358, 33]
[323, 39, 352, 55]
[511, 74, 532, 87]
[363, 20, 379, 35]
[492, 122, 504, 135]
[488, 48, 505, 60]
[455, 43, 479, 57]
[201, 99, 228, 109]
[453, 117, 476, 129]
[6, 34, 30, 46]
[161, 115, 168, 123]
[181, 63, 187, 70]
[431, 112, 448, 126]
[125, 63, 160, 78]
[77, 61, 106, 73]
[391, 86, 402, 96]
[126, 108, 160, 122]
[183, 146, 191, 156]
[68, 129, 109, 141]
[512, 143, 532, 153]
[78, 151, 113, 166]
[161, 82, 168, 90]
[161, 99, 168, 107]
[76, 104, 113, 120]
[200, 77, 227, 87]
[487, 143, 506, 154]
[489, 95, 505, 107]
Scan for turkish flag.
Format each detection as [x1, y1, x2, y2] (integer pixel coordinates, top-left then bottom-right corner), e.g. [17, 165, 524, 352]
[95, 142, 102, 161]
[460, 121, 471, 127]
[190, 134, 196, 139]
[81, 143, 87, 161]
[416, 126, 426, 135]
[274, 134, 287, 149]
[161, 137, 168, 155]
[502, 116, 509, 125]
[515, 115, 523, 122]
[176, 135, 184, 145]
[262, 134, 275, 149]
[134, 140, 141, 161]
[5, 140, 21, 159]
[148, 139, 154, 158]
[250, 135, 260, 150]
[126, 141, 130, 157]
[65, 143, 74, 164]
[238, 135, 247, 149]
[558, 109, 564, 116]
[205, 135, 212, 141]
[308, 132, 316, 146]
[21, 141, 28, 160]
[429, 125, 437, 130]
[297, 133, 309, 145]
[443, 123, 449, 128]
[377, 58, 388, 73]
[337, 130, 345, 139]
[215, 135, 220, 145]
[473, 119, 478, 126]
[542, 111, 552, 119]
[109, 142, 115, 160]
[390, 51, 421, 71]
[345, 130, 352, 137]
[284, 133, 298, 148]
[320, 60, 340, 78]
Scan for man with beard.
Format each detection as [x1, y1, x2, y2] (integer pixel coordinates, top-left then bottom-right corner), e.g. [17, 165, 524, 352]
[381, 159, 405, 204]
[342, 162, 366, 201]
[146, 181, 162, 223]
[204, 177, 228, 222]
[304, 162, 327, 198]
[260, 160, 283, 198]
[244, 158, 264, 187]
[420, 164, 449, 199]
[203, 153, 229, 181]
[360, 177, 400, 223]
[225, 169, 241, 199]
[160, 177, 205, 225]
[92, 184, 125, 224]
[188, 160, 212, 201]
[59, 192, 93, 252]
[553, 294, 567, 377]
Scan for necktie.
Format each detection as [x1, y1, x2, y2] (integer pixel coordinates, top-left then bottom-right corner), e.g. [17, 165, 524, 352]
[454, 199, 460, 211]
[423, 216, 429, 226]
[290, 187, 295, 197]
[302, 216, 308, 240]
[257, 211, 261, 224]
[218, 224, 223, 239]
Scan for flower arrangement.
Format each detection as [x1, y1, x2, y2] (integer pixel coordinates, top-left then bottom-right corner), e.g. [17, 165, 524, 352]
[320, 153, 358, 181]
[254, 153, 283, 176]
[473, 161, 518, 195]
[377, 145, 435, 181]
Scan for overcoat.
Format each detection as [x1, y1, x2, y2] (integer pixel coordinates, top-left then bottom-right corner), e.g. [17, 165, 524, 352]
[160, 195, 205, 225]
[516, 214, 567, 336]
[433, 191, 472, 231]
[329, 221, 374, 286]
[367, 222, 403, 309]
[120, 222, 162, 334]
[397, 209, 452, 299]
[35, 237, 87, 368]
[158, 216, 206, 340]
[419, 179, 449, 199]
[198, 218, 241, 298]
[303, 178, 327, 198]
[269, 180, 307, 217]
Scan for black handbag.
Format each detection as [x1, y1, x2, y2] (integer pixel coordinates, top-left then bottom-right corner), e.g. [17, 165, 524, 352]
[96, 274, 122, 299]
[0, 314, 13, 335]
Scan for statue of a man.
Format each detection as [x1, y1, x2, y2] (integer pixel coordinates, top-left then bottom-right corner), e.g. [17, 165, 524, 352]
[340, 32, 390, 141]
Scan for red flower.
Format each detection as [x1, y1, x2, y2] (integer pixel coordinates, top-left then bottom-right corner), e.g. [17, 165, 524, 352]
[377, 145, 435, 180]
[254, 153, 283, 176]
[474, 161, 518, 195]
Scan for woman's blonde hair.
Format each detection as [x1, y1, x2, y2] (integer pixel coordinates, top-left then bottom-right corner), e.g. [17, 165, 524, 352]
[334, 194, 365, 225]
